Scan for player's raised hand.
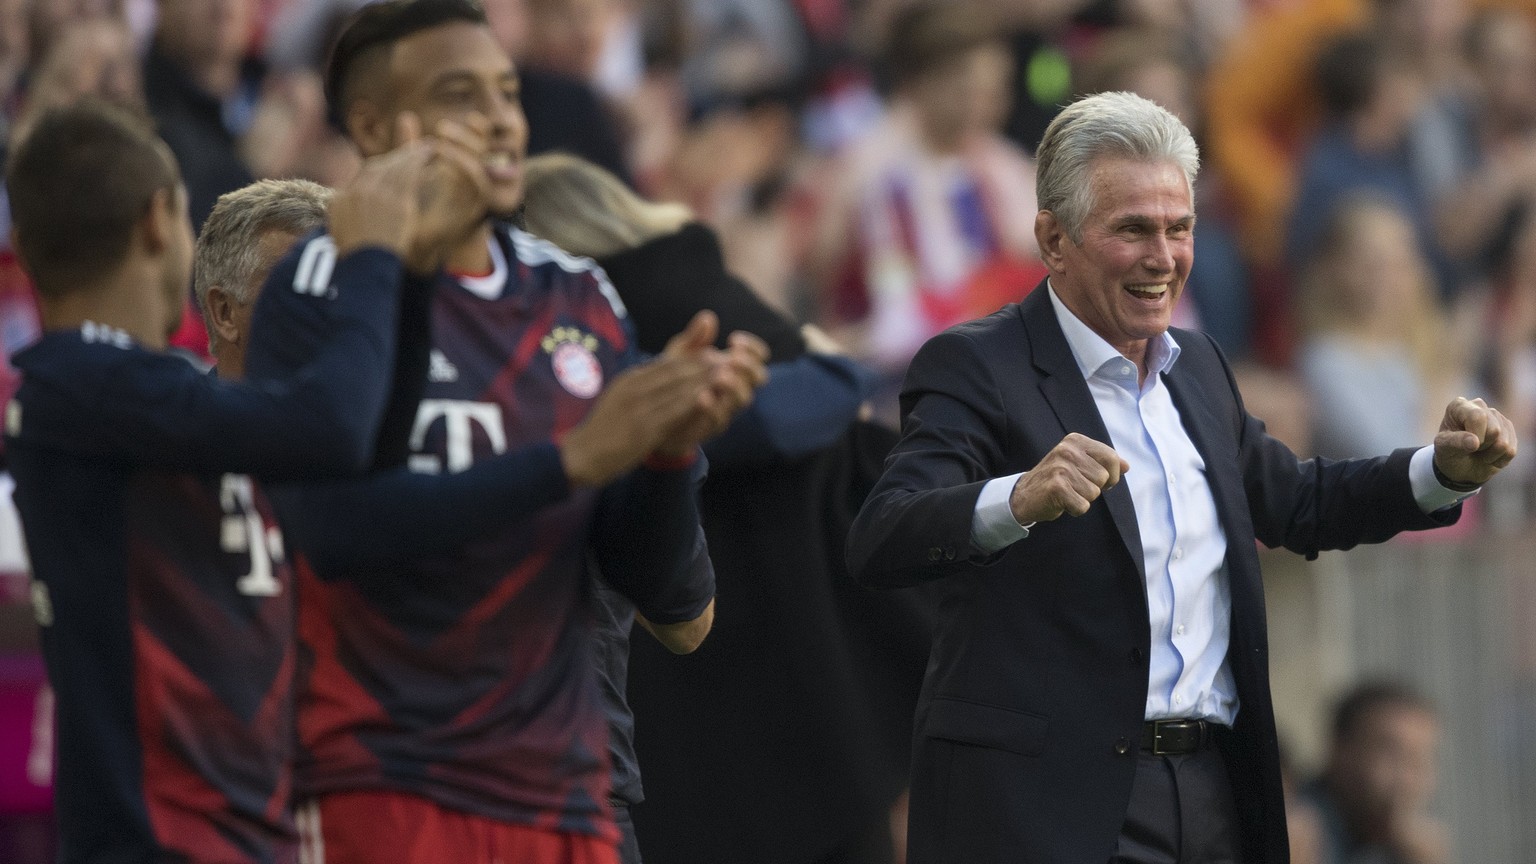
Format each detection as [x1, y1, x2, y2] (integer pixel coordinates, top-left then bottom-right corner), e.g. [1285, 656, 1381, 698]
[652, 312, 769, 458]
[1009, 433, 1129, 523]
[329, 113, 433, 258]
[557, 351, 717, 487]
[405, 114, 493, 274]
[1433, 396, 1517, 488]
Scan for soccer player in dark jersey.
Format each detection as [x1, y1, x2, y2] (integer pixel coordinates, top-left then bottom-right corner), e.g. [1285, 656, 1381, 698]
[1, 100, 488, 864]
[217, 3, 767, 863]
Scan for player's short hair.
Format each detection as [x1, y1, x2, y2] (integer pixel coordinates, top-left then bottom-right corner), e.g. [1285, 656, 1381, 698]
[194, 179, 334, 350]
[1331, 680, 1436, 743]
[1035, 90, 1199, 243]
[521, 152, 694, 259]
[5, 99, 179, 295]
[324, 0, 489, 132]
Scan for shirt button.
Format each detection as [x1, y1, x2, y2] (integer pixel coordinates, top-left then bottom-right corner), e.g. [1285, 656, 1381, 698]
[1121, 364, 1133, 377]
[1173, 695, 1183, 705]
[1176, 624, 1187, 635]
[1173, 548, 1184, 561]
[1114, 738, 1131, 755]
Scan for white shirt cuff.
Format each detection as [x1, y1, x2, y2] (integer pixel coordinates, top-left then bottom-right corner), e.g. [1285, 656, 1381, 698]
[1409, 445, 1479, 513]
[971, 473, 1035, 554]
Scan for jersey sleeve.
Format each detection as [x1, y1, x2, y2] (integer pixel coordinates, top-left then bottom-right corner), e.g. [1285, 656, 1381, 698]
[10, 242, 404, 480]
[369, 270, 436, 470]
[590, 454, 714, 624]
[269, 441, 572, 573]
[703, 353, 878, 465]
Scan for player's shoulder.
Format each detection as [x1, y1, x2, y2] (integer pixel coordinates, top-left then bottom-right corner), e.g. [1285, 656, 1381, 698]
[496, 224, 628, 320]
[7, 325, 201, 439]
[13, 324, 164, 383]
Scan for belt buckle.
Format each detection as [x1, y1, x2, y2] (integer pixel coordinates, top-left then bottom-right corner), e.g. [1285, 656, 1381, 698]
[1150, 719, 1186, 755]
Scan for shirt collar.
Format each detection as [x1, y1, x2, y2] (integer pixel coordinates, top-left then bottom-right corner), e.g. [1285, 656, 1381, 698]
[1045, 281, 1180, 383]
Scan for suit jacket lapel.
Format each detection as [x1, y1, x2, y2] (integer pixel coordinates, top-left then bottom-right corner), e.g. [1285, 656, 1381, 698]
[1018, 287, 1146, 579]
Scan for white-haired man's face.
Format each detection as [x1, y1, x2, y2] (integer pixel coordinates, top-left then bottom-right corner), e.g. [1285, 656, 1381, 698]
[1037, 156, 1194, 367]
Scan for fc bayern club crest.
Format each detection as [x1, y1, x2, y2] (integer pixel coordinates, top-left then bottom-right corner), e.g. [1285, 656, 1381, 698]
[543, 326, 604, 399]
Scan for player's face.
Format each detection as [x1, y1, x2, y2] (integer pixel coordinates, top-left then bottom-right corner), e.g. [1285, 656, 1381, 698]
[1041, 157, 1193, 365]
[384, 22, 529, 216]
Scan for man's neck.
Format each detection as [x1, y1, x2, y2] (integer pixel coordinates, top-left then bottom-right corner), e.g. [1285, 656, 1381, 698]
[38, 272, 171, 350]
[445, 223, 496, 275]
[213, 346, 243, 380]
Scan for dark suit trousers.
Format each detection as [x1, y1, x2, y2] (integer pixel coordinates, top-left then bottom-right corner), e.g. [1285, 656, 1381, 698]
[1113, 746, 1242, 864]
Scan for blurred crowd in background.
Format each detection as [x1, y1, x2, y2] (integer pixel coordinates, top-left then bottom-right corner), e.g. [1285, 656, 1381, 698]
[1, 0, 1534, 862]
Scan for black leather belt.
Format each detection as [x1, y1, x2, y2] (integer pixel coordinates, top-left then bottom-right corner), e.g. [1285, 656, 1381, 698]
[1141, 719, 1218, 755]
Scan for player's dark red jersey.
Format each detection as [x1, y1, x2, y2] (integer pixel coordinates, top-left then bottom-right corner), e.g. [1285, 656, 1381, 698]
[288, 226, 706, 843]
[5, 245, 406, 864]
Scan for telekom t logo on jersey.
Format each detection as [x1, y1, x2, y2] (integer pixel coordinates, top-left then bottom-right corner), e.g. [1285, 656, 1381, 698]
[408, 399, 508, 474]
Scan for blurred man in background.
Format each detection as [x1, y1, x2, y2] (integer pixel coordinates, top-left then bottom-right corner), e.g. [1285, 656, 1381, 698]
[1299, 683, 1447, 864]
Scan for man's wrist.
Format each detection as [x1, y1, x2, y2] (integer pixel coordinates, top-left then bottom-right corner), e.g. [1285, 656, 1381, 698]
[1432, 457, 1482, 493]
[971, 473, 1034, 554]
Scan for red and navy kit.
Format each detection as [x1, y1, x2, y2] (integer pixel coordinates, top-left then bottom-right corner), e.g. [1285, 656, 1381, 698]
[5, 244, 407, 864]
[270, 226, 709, 846]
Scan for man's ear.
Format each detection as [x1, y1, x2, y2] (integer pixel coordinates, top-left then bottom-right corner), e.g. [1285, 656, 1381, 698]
[139, 187, 177, 256]
[1035, 210, 1069, 274]
[347, 97, 393, 156]
[204, 286, 243, 347]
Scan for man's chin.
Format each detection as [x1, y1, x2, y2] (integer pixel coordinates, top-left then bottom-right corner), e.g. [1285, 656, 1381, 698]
[487, 182, 525, 220]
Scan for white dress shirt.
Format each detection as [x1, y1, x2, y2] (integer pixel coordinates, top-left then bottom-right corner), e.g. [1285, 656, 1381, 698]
[969, 286, 1475, 725]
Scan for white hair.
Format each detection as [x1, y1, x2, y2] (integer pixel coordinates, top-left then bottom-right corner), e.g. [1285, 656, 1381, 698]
[1035, 91, 1199, 241]
[194, 178, 334, 349]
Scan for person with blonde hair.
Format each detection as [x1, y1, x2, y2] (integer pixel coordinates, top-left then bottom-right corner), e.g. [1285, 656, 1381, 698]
[524, 152, 809, 364]
[523, 152, 925, 864]
[1296, 196, 1475, 458]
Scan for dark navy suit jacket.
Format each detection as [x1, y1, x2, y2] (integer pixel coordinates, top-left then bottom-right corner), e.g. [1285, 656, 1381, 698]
[846, 284, 1455, 864]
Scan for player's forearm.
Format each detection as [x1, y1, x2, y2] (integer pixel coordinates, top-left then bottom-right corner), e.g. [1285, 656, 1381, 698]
[637, 599, 715, 654]
[244, 244, 404, 479]
[592, 459, 713, 622]
[703, 354, 876, 465]
[370, 271, 436, 470]
[273, 442, 570, 572]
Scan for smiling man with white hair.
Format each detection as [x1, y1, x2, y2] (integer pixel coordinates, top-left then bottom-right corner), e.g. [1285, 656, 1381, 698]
[846, 90, 1517, 864]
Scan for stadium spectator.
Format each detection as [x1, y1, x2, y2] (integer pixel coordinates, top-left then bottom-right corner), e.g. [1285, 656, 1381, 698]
[1430, 7, 1536, 279]
[1297, 682, 1448, 864]
[1285, 32, 1454, 296]
[1204, 0, 1468, 266]
[1296, 196, 1476, 458]
[482, 0, 632, 184]
[807, 0, 1042, 420]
